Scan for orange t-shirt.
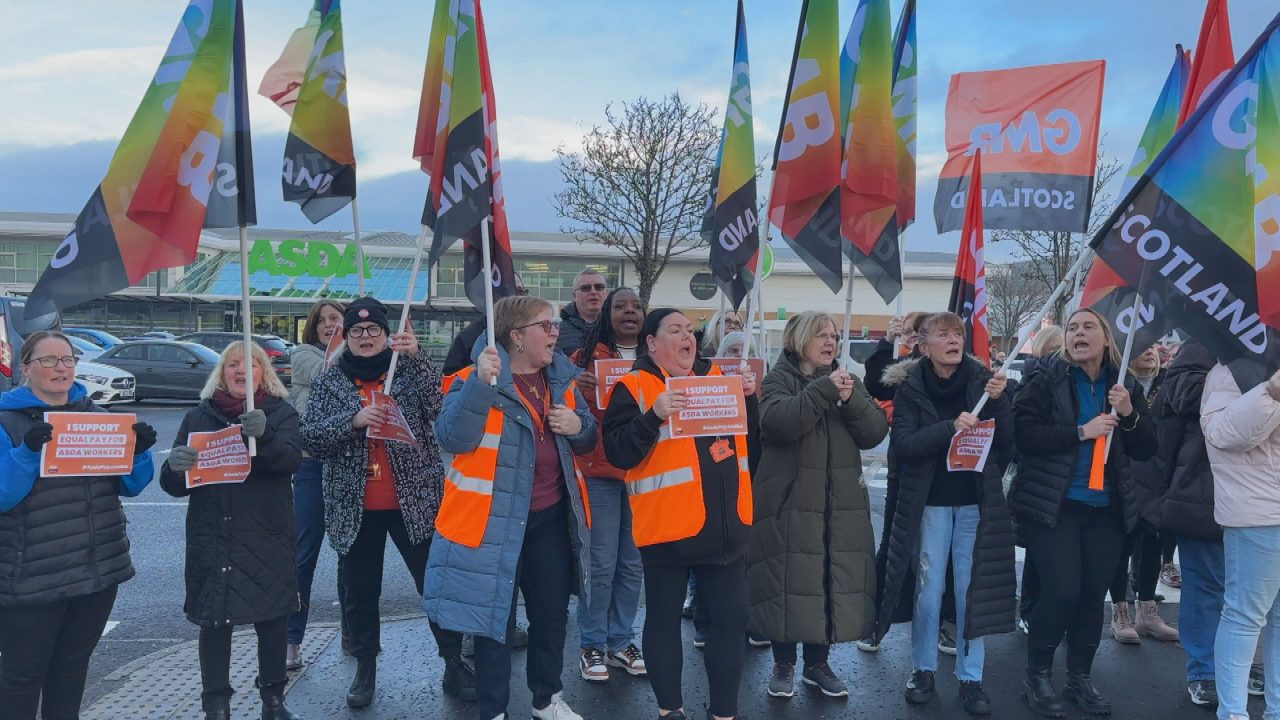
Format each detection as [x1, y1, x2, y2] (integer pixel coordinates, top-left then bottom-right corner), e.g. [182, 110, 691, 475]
[355, 377, 399, 511]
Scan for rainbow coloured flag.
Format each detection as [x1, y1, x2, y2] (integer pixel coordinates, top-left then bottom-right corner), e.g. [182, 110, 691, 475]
[414, 0, 514, 310]
[1179, 0, 1235, 126]
[839, 0, 901, 304]
[1082, 46, 1189, 334]
[769, 0, 843, 293]
[1089, 12, 1280, 388]
[701, 0, 759, 310]
[28, 0, 252, 315]
[260, 0, 357, 223]
[890, 0, 917, 234]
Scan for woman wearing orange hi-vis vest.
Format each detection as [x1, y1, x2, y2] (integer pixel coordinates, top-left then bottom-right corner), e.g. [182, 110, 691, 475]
[426, 295, 596, 720]
[603, 308, 758, 720]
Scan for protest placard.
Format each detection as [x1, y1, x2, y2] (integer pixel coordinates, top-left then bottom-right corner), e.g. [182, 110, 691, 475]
[366, 391, 418, 446]
[186, 425, 252, 488]
[707, 357, 764, 397]
[947, 418, 997, 473]
[593, 359, 635, 409]
[41, 412, 137, 477]
[667, 375, 748, 439]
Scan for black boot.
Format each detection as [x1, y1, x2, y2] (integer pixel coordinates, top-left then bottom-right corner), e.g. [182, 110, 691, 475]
[1023, 669, 1066, 718]
[442, 656, 477, 702]
[260, 682, 302, 720]
[1063, 673, 1112, 716]
[347, 658, 376, 709]
[203, 695, 231, 720]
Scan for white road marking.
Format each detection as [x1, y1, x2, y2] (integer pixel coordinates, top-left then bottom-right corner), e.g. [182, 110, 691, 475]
[121, 502, 186, 507]
[101, 621, 120, 637]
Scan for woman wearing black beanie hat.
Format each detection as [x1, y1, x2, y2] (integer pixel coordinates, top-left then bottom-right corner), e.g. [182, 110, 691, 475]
[298, 297, 474, 708]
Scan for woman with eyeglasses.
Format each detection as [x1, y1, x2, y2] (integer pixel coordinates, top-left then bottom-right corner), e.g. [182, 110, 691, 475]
[0, 331, 157, 720]
[160, 341, 304, 720]
[571, 288, 647, 682]
[748, 312, 888, 700]
[427, 295, 596, 720]
[300, 297, 470, 709]
[701, 310, 745, 358]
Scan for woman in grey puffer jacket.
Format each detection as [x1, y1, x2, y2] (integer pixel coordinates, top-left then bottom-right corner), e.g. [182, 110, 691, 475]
[284, 300, 343, 668]
[300, 297, 470, 709]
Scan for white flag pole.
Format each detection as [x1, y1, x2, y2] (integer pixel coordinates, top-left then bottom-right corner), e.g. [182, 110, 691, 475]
[1102, 290, 1144, 460]
[480, 219, 498, 386]
[893, 233, 907, 357]
[841, 254, 856, 372]
[969, 246, 1096, 416]
[351, 196, 367, 296]
[238, 225, 256, 457]
[383, 224, 429, 390]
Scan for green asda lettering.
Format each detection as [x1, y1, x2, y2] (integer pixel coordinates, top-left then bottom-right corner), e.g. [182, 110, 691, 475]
[247, 239, 371, 279]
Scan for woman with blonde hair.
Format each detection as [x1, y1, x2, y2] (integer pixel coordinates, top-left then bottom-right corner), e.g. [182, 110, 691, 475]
[160, 341, 304, 720]
[427, 294, 595, 720]
[748, 311, 888, 699]
[1010, 307, 1157, 717]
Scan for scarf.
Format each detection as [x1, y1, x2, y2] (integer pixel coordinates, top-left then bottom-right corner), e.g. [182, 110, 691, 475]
[338, 347, 393, 383]
[212, 388, 269, 420]
[922, 357, 971, 419]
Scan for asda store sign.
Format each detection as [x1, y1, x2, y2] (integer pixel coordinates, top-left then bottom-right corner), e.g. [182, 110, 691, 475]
[247, 239, 371, 279]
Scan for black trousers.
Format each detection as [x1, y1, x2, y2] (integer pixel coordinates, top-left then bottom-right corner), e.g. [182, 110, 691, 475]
[771, 642, 829, 667]
[198, 615, 288, 706]
[1021, 550, 1040, 619]
[341, 509, 462, 661]
[0, 584, 117, 720]
[1107, 525, 1175, 603]
[644, 556, 747, 718]
[474, 499, 575, 720]
[1025, 502, 1126, 675]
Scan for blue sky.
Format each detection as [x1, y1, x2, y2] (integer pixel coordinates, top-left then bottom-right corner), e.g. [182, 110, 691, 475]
[0, 0, 1274, 259]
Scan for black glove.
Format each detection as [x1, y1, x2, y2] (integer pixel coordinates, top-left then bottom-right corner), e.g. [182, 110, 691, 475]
[23, 422, 53, 452]
[132, 422, 157, 455]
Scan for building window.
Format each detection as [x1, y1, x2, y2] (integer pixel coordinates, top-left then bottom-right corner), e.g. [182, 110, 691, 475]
[433, 256, 622, 305]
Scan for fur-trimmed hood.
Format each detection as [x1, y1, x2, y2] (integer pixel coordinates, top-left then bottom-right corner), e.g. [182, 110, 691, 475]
[879, 356, 921, 389]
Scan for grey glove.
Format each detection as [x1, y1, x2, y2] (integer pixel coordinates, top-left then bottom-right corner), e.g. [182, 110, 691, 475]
[168, 446, 198, 472]
[239, 409, 267, 438]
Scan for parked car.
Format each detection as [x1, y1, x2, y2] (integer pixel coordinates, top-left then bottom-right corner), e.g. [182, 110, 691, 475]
[74, 360, 137, 405]
[0, 296, 61, 392]
[94, 340, 219, 401]
[68, 335, 105, 361]
[141, 331, 177, 340]
[177, 332, 291, 386]
[64, 327, 126, 350]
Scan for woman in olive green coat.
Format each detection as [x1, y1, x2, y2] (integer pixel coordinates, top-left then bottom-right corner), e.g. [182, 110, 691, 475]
[747, 311, 889, 700]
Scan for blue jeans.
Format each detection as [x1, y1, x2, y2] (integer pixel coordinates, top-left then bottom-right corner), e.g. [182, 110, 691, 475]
[1217, 526, 1280, 720]
[1180, 536, 1225, 683]
[286, 458, 331, 645]
[576, 477, 643, 651]
[912, 504, 983, 682]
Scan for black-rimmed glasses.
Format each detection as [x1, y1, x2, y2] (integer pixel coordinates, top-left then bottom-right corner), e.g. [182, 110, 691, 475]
[33, 356, 76, 369]
[348, 325, 385, 338]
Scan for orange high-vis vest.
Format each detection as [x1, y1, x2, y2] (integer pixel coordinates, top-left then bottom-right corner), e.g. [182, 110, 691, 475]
[614, 367, 751, 547]
[435, 366, 591, 548]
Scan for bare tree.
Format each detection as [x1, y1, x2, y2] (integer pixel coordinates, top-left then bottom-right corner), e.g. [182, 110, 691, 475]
[990, 150, 1124, 323]
[554, 93, 719, 306]
[987, 262, 1048, 353]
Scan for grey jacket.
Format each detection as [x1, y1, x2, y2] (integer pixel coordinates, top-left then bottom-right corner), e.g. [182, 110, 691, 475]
[300, 352, 447, 554]
[288, 343, 326, 458]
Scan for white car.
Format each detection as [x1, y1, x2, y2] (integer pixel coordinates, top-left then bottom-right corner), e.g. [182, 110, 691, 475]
[75, 361, 137, 405]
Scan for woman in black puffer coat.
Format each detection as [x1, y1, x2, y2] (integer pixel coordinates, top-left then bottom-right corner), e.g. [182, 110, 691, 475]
[1010, 308, 1156, 718]
[160, 341, 304, 720]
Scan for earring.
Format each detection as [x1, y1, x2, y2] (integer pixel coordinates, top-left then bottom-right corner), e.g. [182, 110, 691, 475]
[516, 343, 524, 354]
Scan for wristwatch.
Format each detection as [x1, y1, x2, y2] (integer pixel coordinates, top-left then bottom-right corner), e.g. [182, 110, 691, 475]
[1077, 424, 1086, 441]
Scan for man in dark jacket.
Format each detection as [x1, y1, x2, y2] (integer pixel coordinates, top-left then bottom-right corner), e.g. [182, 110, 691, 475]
[556, 269, 608, 356]
[1153, 340, 1232, 707]
[443, 275, 527, 376]
[875, 312, 1016, 717]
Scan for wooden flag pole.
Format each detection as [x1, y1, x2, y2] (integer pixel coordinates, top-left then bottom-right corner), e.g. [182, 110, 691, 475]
[480, 219, 498, 386]
[969, 246, 1096, 416]
[351, 197, 367, 296]
[237, 225, 257, 457]
[384, 224, 429, 391]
